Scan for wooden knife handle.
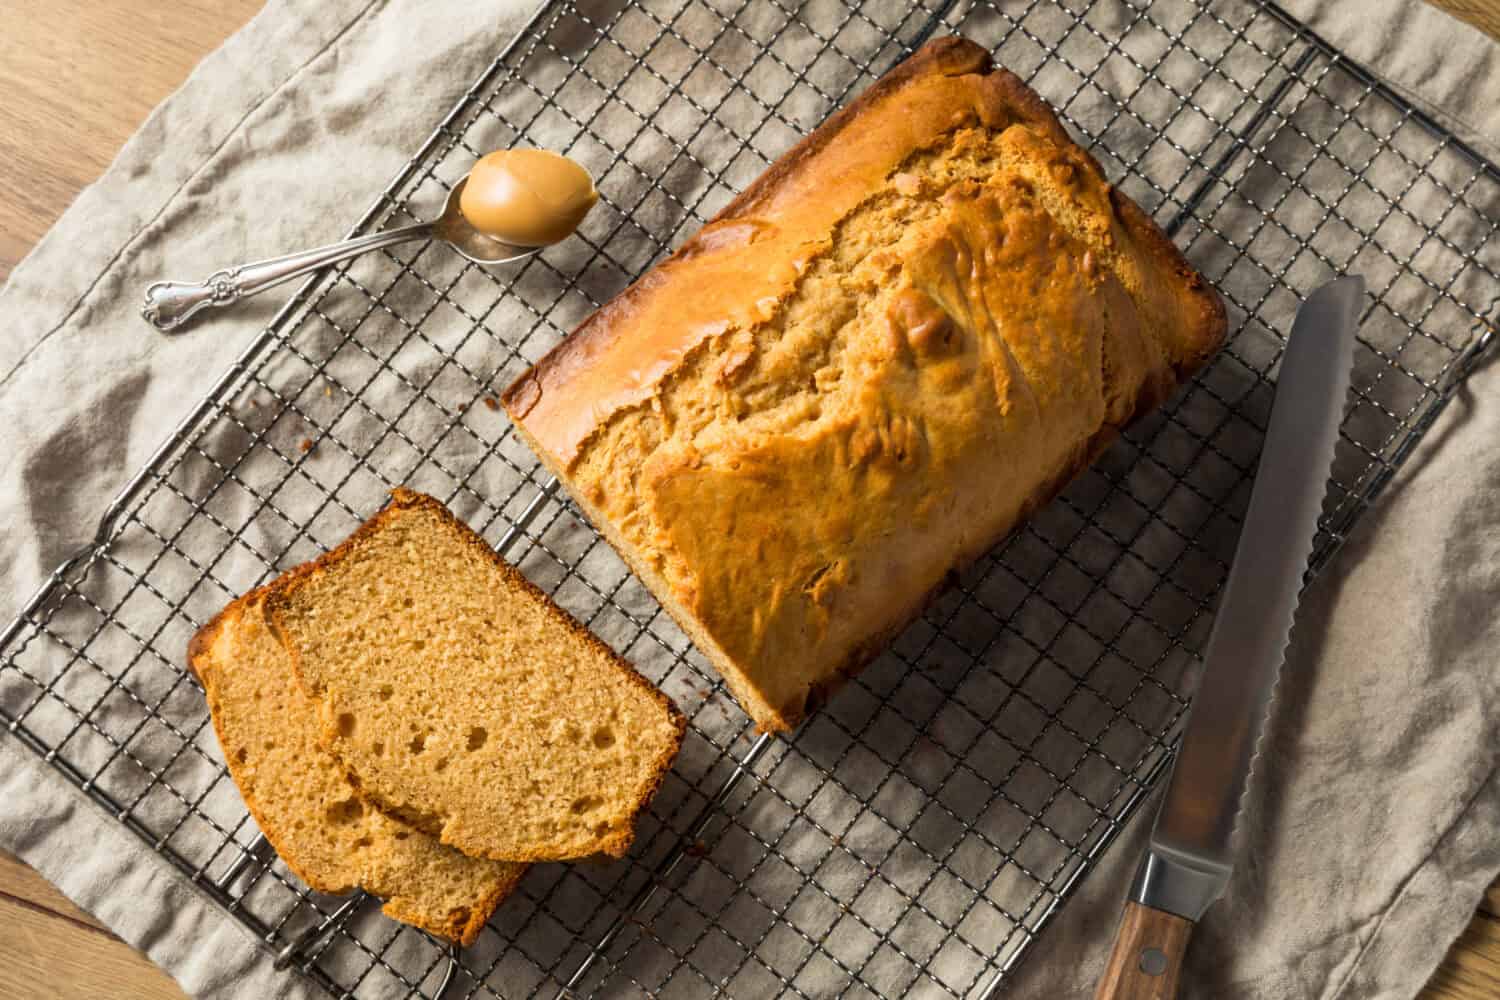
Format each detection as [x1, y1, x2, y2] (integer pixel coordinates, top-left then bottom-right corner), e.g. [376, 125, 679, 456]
[1093, 901, 1194, 1000]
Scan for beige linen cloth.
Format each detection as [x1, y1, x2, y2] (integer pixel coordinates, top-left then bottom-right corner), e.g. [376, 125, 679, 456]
[1, 1, 1498, 997]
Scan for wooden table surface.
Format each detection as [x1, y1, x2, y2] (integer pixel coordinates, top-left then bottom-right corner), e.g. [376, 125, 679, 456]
[1, 1, 1498, 998]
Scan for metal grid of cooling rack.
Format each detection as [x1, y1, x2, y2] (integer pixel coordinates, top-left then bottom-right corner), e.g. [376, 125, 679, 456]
[3, 0, 1498, 997]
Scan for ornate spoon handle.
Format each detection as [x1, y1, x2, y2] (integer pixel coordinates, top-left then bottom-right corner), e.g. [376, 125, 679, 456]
[142, 221, 434, 331]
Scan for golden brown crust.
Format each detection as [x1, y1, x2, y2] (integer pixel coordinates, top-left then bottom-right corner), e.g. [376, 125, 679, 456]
[184, 613, 220, 687]
[700, 36, 995, 231]
[502, 38, 1227, 734]
[784, 243, 1220, 730]
[501, 39, 1025, 463]
[267, 488, 686, 862]
[504, 36, 1222, 449]
[186, 579, 278, 686]
[764, 351, 1183, 731]
[379, 863, 526, 947]
[496, 43, 986, 426]
[190, 568, 526, 943]
[966, 44, 1226, 376]
[189, 589, 354, 896]
[1107, 187, 1228, 373]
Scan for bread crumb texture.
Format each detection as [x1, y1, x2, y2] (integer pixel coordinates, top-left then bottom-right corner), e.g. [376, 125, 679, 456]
[505, 38, 1224, 732]
[269, 490, 685, 863]
[190, 591, 524, 945]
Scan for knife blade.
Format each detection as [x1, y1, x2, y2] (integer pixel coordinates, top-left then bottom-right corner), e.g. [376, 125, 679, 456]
[1094, 275, 1363, 1000]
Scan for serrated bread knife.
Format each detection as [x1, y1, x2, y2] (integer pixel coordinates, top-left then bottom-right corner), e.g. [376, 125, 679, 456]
[1094, 276, 1363, 999]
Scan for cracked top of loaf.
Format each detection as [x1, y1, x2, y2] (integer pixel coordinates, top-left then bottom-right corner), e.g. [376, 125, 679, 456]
[504, 37, 1224, 732]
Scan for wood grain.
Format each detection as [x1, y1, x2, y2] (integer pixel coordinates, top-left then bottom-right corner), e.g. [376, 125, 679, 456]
[0, 0, 264, 282]
[0, 1, 1498, 999]
[1484, 881, 1500, 919]
[0, 850, 109, 934]
[0, 894, 192, 1000]
[1425, 912, 1500, 1000]
[1426, 0, 1500, 36]
[1094, 902, 1194, 1000]
[0, 849, 185, 999]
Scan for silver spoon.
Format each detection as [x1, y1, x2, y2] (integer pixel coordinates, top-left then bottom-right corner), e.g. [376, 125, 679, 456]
[141, 179, 533, 331]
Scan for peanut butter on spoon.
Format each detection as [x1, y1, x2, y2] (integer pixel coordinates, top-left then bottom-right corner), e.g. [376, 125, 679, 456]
[459, 149, 598, 247]
[141, 154, 576, 331]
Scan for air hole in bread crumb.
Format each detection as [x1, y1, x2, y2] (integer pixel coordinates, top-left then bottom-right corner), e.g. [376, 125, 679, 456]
[234, 748, 248, 765]
[450, 906, 471, 927]
[570, 795, 603, 814]
[326, 797, 363, 825]
[371, 741, 384, 757]
[592, 728, 615, 749]
[409, 732, 427, 754]
[263, 739, 276, 750]
[353, 836, 372, 849]
[394, 831, 408, 840]
[402, 596, 414, 608]
[434, 757, 449, 773]
[337, 712, 357, 738]
[378, 684, 394, 701]
[410, 639, 425, 652]
[466, 727, 488, 751]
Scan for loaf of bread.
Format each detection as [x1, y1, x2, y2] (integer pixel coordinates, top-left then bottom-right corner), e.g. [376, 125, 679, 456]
[268, 489, 686, 862]
[502, 38, 1225, 733]
[189, 588, 525, 945]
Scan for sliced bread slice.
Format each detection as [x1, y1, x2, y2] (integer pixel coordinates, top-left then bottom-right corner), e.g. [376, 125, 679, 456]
[267, 489, 686, 863]
[190, 586, 525, 945]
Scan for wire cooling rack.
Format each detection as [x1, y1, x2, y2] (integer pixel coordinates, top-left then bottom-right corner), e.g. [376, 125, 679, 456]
[3, 1, 1498, 997]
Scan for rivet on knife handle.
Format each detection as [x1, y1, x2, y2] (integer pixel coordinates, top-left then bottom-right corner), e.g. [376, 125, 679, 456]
[1094, 901, 1192, 1000]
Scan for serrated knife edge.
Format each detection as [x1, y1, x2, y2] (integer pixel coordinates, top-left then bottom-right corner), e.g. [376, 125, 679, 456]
[1147, 275, 1362, 901]
[1093, 275, 1364, 1000]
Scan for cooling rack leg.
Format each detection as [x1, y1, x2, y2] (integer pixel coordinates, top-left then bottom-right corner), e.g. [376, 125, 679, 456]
[275, 892, 369, 970]
[434, 944, 461, 1000]
[495, 476, 561, 555]
[217, 833, 271, 890]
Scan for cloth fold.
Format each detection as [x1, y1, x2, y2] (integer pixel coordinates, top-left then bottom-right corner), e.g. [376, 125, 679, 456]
[0, 1, 1497, 998]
